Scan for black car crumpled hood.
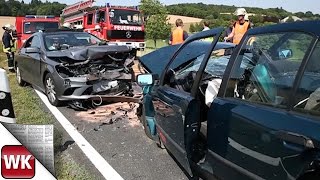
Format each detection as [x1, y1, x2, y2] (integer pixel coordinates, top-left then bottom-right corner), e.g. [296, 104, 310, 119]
[46, 45, 132, 61]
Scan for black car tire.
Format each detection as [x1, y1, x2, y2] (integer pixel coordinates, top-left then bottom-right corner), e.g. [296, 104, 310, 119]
[44, 73, 61, 106]
[140, 105, 153, 139]
[15, 66, 27, 86]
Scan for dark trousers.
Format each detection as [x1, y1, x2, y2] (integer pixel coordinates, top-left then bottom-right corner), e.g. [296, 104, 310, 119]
[6, 52, 14, 68]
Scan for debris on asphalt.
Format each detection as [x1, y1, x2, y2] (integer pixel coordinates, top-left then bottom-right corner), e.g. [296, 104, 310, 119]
[75, 102, 141, 129]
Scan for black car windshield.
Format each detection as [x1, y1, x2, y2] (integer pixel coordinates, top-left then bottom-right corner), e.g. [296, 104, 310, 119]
[109, 9, 142, 25]
[24, 22, 59, 34]
[44, 32, 102, 51]
[175, 51, 232, 80]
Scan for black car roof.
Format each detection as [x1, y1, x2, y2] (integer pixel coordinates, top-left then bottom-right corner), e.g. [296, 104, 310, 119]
[30, 29, 86, 37]
[43, 29, 86, 35]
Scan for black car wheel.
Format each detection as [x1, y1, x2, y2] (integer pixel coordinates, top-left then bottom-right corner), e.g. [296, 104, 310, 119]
[139, 104, 153, 139]
[15, 66, 27, 86]
[44, 73, 61, 106]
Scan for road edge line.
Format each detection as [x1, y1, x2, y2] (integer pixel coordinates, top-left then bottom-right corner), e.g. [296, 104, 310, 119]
[35, 89, 124, 180]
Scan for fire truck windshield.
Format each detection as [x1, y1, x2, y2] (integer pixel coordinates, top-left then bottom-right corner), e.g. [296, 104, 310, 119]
[109, 9, 142, 26]
[24, 22, 59, 34]
[44, 32, 102, 51]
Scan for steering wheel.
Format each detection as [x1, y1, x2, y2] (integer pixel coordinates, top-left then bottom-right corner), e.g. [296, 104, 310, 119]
[181, 71, 196, 92]
[235, 64, 276, 103]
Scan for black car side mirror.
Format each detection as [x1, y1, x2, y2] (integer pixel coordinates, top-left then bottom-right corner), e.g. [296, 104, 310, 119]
[25, 47, 40, 54]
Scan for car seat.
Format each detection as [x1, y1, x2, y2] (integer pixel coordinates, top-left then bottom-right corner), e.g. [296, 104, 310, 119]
[251, 64, 277, 103]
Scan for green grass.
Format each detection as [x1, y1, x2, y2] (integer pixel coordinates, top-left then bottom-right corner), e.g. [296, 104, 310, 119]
[146, 39, 168, 49]
[136, 39, 168, 57]
[55, 153, 93, 180]
[0, 54, 95, 179]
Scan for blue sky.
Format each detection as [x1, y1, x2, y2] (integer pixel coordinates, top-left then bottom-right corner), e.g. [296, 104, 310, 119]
[25, 0, 320, 14]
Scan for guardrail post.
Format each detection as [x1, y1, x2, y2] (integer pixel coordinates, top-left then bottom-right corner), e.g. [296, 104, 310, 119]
[0, 68, 16, 123]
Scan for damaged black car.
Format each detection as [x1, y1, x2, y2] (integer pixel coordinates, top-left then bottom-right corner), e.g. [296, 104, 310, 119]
[14, 30, 136, 107]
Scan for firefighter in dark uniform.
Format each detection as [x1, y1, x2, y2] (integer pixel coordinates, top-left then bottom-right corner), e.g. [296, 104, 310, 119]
[2, 24, 15, 71]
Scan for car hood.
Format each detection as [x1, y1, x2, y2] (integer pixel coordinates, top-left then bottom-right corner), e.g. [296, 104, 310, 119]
[46, 45, 132, 61]
[139, 42, 234, 76]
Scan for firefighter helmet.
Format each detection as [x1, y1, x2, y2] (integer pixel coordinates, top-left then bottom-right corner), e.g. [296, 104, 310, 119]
[95, 25, 101, 30]
[2, 24, 13, 31]
[234, 8, 247, 16]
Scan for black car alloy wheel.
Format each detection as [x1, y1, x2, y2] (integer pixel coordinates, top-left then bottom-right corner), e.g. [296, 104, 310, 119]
[44, 73, 61, 106]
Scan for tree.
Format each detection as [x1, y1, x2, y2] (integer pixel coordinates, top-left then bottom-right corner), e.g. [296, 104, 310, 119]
[145, 13, 171, 48]
[140, 0, 164, 20]
[189, 23, 195, 33]
[141, 0, 171, 48]
[305, 11, 314, 18]
[0, 0, 66, 16]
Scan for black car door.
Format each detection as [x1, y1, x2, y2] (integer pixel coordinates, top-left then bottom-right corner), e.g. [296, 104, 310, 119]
[206, 22, 320, 179]
[18, 35, 41, 86]
[151, 28, 224, 176]
[17, 37, 34, 84]
[28, 35, 42, 87]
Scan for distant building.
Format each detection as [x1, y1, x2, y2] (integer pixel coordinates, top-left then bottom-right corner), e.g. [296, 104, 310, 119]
[281, 16, 302, 23]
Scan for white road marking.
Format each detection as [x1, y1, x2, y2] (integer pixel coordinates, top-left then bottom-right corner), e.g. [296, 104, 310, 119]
[35, 90, 124, 180]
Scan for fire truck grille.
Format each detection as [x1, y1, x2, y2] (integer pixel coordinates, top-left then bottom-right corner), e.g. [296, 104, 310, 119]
[107, 30, 145, 40]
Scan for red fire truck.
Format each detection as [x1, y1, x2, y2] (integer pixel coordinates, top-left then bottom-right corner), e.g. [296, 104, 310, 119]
[15, 15, 60, 48]
[61, 0, 146, 51]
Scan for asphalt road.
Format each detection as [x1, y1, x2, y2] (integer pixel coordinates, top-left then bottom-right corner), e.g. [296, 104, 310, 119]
[56, 103, 189, 180]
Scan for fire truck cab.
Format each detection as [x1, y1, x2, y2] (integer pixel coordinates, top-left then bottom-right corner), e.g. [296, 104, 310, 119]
[15, 15, 60, 49]
[61, 0, 146, 51]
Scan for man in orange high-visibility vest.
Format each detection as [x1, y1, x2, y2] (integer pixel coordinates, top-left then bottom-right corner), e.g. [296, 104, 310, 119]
[224, 8, 252, 45]
[169, 19, 188, 45]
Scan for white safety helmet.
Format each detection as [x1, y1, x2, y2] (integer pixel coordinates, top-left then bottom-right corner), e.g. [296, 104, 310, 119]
[234, 8, 247, 16]
[2, 24, 13, 31]
[62, 22, 71, 28]
[94, 25, 101, 30]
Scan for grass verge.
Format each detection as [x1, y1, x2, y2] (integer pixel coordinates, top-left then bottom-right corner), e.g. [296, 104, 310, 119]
[0, 54, 94, 179]
[146, 39, 168, 49]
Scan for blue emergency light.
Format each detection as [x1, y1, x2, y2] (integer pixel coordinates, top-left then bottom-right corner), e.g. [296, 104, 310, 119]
[106, 3, 110, 7]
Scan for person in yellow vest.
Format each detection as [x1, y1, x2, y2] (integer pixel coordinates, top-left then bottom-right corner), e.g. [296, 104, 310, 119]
[2, 24, 15, 71]
[224, 8, 252, 45]
[169, 19, 188, 45]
